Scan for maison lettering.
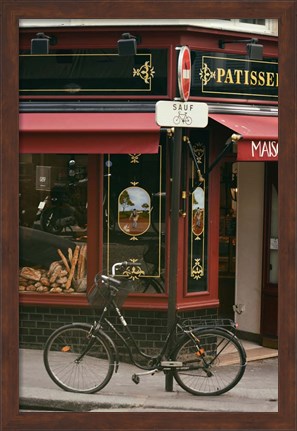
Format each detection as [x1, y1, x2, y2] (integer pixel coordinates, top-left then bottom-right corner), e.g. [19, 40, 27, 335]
[251, 140, 278, 158]
[216, 69, 278, 88]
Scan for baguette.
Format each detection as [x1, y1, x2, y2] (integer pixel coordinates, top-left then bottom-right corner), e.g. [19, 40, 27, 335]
[68, 248, 73, 264]
[80, 246, 87, 279]
[49, 264, 62, 284]
[77, 245, 87, 279]
[77, 247, 83, 280]
[57, 248, 71, 272]
[65, 245, 80, 289]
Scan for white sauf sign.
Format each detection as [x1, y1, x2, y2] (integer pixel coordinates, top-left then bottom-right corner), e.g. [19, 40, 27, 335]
[155, 101, 208, 128]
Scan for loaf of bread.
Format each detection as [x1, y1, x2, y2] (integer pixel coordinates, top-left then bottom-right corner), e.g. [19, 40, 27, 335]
[20, 267, 42, 282]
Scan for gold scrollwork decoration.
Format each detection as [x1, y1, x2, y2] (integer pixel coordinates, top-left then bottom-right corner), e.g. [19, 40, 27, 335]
[192, 258, 204, 280]
[184, 137, 204, 166]
[199, 62, 216, 86]
[133, 61, 155, 84]
[129, 154, 141, 164]
[123, 259, 145, 280]
[192, 144, 204, 166]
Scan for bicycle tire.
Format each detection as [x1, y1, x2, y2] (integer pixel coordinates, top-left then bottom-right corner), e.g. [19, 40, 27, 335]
[40, 207, 63, 234]
[172, 328, 246, 396]
[44, 323, 114, 393]
[141, 277, 165, 293]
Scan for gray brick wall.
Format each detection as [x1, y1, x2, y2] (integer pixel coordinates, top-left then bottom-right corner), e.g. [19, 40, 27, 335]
[19, 305, 218, 361]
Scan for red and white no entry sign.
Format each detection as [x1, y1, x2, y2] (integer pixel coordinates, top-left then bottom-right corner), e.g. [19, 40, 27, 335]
[177, 46, 191, 102]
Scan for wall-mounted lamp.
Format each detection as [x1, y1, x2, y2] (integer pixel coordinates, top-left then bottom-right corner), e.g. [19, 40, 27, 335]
[218, 38, 263, 61]
[117, 32, 139, 56]
[30, 32, 57, 54]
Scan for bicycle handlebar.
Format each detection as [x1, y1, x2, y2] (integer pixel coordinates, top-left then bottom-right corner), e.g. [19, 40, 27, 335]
[111, 261, 142, 276]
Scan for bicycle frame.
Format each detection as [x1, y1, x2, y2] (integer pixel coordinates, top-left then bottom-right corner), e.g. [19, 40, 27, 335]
[93, 301, 182, 370]
[92, 293, 241, 373]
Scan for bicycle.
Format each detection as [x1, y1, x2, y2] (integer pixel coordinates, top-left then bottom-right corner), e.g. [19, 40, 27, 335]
[43, 261, 247, 396]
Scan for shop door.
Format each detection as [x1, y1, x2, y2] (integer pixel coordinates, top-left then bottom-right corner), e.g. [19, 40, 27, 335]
[261, 163, 278, 348]
[218, 161, 237, 320]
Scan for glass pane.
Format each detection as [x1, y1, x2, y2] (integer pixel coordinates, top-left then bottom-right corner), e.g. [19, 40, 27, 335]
[103, 142, 166, 294]
[219, 162, 237, 275]
[19, 49, 168, 96]
[19, 154, 88, 295]
[239, 19, 266, 25]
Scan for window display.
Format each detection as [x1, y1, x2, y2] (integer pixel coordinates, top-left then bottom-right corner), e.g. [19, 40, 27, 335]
[19, 154, 88, 295]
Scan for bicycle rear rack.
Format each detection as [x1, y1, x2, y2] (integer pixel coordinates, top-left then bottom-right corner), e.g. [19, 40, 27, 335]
[181, 318, 237, 331]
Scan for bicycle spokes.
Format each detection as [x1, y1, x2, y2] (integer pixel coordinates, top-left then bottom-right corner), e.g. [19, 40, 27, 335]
[173, 329, 246, 395]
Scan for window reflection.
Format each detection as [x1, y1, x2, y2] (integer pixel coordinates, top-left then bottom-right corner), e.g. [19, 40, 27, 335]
[19, 154, 88, 295]
[103, 144, 166, 294]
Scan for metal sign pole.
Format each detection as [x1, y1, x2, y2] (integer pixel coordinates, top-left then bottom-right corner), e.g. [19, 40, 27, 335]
[165, 126, 182, 391]
[165, 46, 189, 392]
[156, 46, 208, 392]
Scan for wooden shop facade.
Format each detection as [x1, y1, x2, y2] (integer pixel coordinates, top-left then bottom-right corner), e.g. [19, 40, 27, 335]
[18, 22, 278, 349]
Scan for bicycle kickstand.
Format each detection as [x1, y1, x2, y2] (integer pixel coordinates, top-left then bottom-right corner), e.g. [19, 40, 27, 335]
[132, 368, 159, 384]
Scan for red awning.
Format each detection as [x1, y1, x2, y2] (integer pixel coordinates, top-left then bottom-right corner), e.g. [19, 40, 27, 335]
[19, 112, 160, 154]
[209, 114, 278, 161]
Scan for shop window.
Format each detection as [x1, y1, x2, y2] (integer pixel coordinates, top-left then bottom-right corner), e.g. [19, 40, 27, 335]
[239, 19, 266, 25]
[186, 136, 208, 292]
[202, 19, 274, 34]
[103, 141, 166, 294]
[19, 154, 88, 295]
[19, 48, 168, 97]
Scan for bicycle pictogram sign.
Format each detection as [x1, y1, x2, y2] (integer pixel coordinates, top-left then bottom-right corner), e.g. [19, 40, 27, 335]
[173, 111, 193, 126]
[155, 101, 208, 128]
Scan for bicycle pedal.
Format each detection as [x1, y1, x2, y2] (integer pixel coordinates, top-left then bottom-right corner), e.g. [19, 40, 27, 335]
[132, 374, 140, 384]
[160, 361, 183, 368]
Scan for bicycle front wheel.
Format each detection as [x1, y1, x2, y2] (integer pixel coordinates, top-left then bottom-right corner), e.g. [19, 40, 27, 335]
[44, 324, 114, 393]
[173, 328, 246, 395]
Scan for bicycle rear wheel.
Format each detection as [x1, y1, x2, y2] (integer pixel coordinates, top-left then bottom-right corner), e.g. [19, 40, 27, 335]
[44, 323, 114, 393]
[173, 328, 246, 395]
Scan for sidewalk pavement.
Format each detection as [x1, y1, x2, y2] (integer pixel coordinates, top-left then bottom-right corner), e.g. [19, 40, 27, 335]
[19, 343, 278, 413]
